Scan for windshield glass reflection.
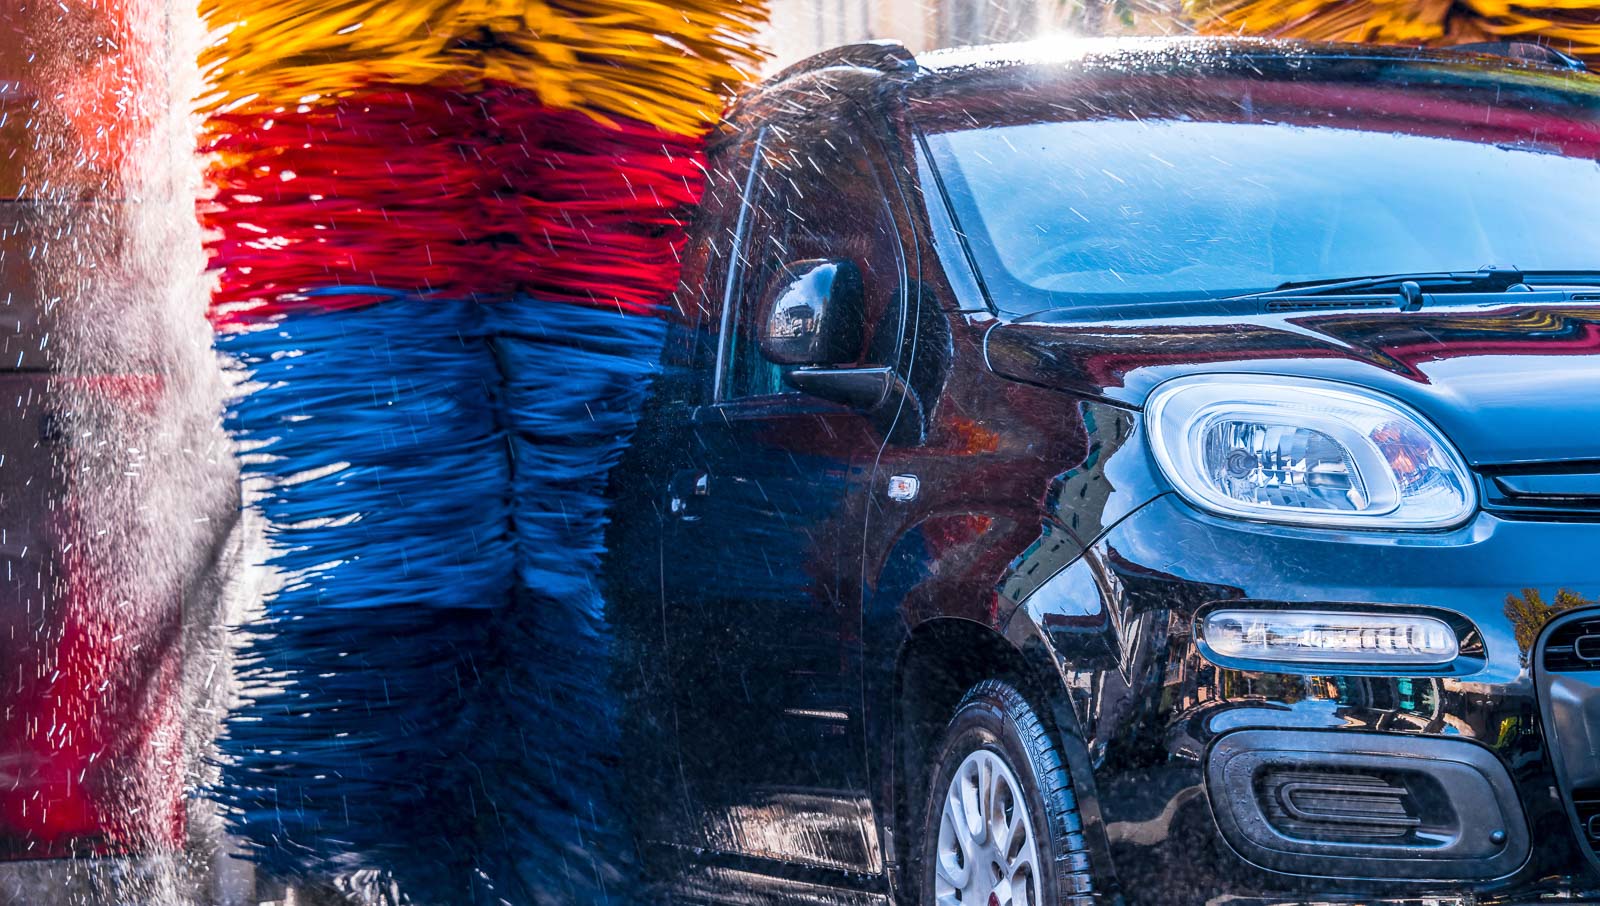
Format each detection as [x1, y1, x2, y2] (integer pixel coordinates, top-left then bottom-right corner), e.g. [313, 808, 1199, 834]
[930, 121, 1600, 312]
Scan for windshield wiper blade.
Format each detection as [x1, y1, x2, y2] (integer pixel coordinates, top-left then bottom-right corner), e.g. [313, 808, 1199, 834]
[1249, 267, 1526, 300]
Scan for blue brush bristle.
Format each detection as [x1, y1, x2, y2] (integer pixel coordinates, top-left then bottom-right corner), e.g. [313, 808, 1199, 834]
[215, 291, 665, 904]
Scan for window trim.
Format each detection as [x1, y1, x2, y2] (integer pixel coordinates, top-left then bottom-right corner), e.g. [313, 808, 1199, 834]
[914, 129, 996, 315]
[711, 126, 769, 404]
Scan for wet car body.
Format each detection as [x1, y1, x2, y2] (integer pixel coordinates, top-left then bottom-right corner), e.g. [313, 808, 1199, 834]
[606, 37, 1600, 905]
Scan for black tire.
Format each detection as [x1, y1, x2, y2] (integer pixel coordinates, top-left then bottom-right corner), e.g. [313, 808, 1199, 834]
[914, 680, 1094, 906]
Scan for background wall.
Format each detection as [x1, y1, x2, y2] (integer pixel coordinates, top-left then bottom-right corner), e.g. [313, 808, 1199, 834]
[760, 0, 1192, 69]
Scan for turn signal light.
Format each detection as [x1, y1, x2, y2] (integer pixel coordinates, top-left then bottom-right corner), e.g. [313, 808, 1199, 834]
[1199, 609, 1458, 667]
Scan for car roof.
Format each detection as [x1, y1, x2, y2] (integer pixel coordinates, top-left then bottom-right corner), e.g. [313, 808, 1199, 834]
[898, 35, 1600, 122]
[913, 34, 1596, 88]
[724, 35, 1600, 153]
[910, 34, 1579, 75]
[754, 34, 1597, 96]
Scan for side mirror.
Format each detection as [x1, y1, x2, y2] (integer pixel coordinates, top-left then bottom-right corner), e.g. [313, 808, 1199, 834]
[757, 259, 864, 367]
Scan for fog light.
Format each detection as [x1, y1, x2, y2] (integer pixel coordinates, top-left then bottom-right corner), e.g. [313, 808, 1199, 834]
[1200, 609, 1458, 666]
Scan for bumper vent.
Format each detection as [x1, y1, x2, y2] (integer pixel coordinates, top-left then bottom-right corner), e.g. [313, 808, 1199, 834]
[1543, 616, 1600, 672]
[1481, 467, 1600, 520]
[1207, 730, 1527, 881]
[1257, 769, 1421, 841]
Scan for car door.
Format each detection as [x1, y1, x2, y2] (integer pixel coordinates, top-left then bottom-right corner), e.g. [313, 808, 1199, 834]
[659, 103, 911, 875]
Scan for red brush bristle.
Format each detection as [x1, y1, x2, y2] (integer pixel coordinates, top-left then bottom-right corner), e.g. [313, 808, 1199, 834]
[202, 84, 707, 324]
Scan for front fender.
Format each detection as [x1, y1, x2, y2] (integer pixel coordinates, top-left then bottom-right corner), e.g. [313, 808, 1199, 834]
[860, 398, 1160, 897]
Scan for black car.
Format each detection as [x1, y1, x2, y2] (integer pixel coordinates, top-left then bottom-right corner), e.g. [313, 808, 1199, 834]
[605, 36, 1600, 906]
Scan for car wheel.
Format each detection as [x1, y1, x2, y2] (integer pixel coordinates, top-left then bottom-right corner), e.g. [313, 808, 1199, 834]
[917, 680, 1094, 906]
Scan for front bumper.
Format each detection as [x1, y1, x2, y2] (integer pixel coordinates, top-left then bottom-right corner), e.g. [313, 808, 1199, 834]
[1014, 492, 1600, 905]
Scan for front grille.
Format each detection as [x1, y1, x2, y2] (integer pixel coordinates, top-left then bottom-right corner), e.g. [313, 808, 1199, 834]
[1481, 466, 1600, 520]
[1545, 617, 1600, 672]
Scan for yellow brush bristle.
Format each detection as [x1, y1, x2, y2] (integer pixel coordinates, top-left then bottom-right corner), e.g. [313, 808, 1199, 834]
[1188, 0, 1600, 61]
[199, 0, 768, 136]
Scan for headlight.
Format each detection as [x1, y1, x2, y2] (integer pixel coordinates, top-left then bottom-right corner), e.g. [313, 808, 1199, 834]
[1145, 376, 1475, 529]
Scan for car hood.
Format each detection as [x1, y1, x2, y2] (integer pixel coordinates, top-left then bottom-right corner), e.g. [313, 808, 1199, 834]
[984, 293, 1600, 467]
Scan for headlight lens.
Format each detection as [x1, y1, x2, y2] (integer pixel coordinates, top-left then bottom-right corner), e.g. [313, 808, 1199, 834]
[1146, 376, 1475, 529]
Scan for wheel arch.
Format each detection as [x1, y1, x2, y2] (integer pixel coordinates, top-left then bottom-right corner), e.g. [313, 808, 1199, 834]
[880, 615, 1120, 902]
[860, 497, 1124, 899]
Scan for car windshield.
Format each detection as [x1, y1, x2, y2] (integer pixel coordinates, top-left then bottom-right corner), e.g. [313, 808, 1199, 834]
[922, 77, 1600, 316]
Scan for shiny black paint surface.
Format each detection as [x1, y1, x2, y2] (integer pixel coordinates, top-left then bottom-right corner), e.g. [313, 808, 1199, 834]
[605, 37, 1600, 905]
[986, 298, 1600, 465]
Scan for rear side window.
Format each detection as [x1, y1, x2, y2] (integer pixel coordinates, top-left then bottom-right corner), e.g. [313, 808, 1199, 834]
[718, 120, 904, 401]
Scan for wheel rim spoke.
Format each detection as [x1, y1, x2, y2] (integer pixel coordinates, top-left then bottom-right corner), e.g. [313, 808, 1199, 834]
[1009, 817, 1041, 906]
[1002, 801, 1025, 862]
[936, 846, 969, 892]
[947, 783, 976, 854]
[962, 761, 985, 845]
[978, 757, 995, 844]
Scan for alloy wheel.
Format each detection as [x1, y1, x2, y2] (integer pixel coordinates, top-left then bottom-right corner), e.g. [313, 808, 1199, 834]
[934, 748, 1041, 906]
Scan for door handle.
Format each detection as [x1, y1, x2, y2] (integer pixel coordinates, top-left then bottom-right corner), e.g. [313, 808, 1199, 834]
[668, 470, 709, 518]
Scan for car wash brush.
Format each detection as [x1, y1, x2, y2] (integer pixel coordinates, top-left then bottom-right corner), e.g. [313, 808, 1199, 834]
[196, 2, 766, 901]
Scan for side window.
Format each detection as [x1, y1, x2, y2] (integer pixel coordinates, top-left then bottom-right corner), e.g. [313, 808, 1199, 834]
[718, 119, 904, 402]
